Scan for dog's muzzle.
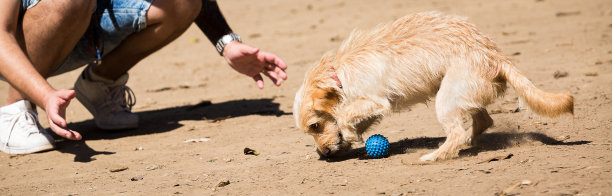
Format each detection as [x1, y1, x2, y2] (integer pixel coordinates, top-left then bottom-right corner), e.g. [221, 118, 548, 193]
[315, 132, 348, 158]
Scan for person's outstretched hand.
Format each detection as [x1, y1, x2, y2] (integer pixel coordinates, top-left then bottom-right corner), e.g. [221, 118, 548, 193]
[44, 89, 82, 140]
[222, 41, 288, 89]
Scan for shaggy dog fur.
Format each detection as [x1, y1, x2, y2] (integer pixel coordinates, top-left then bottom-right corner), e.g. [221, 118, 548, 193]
[293, 11, 574, 161]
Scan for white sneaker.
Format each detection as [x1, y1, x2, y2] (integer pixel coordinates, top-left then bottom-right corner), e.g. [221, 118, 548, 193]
[75, 66, 138, 130]
[0, 100, 55, 154]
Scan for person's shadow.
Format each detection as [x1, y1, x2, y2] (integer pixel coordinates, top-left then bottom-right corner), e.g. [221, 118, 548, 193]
[52, 98, 291, 162]
[322, 131, 591, 162]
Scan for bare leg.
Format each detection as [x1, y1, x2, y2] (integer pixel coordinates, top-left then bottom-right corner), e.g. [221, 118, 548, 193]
[6, 0, 95, 105]
[92, 0, 202, 80]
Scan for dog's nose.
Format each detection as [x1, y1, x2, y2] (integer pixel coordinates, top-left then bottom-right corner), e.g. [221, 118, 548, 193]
[316, 147, 331, 157]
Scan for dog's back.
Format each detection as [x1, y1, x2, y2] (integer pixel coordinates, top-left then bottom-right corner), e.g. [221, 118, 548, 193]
[326, 12, 504, 109]
[325, 11, 572, 115]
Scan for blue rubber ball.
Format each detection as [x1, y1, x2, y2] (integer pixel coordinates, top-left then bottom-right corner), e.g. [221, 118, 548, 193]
[365, 134, 390, 158]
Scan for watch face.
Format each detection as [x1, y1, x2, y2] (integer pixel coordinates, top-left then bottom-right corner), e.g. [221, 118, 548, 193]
[222, 36, 233, 44]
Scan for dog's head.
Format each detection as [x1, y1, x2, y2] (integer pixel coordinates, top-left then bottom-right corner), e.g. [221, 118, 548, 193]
[294, 85, 352, 158]
[293, 53, 361, 158]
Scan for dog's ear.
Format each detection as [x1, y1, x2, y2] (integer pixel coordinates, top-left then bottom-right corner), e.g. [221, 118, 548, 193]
[310, 87, 340, 115]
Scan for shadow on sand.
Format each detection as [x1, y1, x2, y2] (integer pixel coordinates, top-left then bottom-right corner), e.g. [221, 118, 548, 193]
[52, 98, 291, 162]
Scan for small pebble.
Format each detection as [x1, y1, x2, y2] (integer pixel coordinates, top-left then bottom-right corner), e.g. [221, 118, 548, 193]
[184, 138, 211, 143]
[553, 71, 568, 79]
[146, 165, 159, 171]
[522, 180, 532, 185]
[244, 148, 260, 156]
[558, 135, 570, 141]
[217, 180, 230, 187]
[109, 166, 128, 173]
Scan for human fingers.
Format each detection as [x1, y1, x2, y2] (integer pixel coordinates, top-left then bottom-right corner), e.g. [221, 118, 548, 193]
[262, 69, 281, 86]
[46, 89, 81, 140]
[264, 66, 289, 86]
[258, 51, 287, 70]
[47, 90, 75, 127]
[48, 118, 82, 140]
[274, 56, 287, 70]
[273, 65, 288, 80]
[47, 107, 81, 140]
[48, 105, 67, 128]
[252, 74, 264, 89]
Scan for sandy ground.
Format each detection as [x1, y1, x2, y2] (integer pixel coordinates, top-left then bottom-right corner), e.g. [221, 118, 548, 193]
[1, 0, 611, 195]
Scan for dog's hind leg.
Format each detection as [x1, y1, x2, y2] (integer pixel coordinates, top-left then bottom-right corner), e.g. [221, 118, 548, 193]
[419, 85, 471, 161]
[470, 109, 493, 145]
[419, 109, 470, 161]
[419, 66, 498, 162]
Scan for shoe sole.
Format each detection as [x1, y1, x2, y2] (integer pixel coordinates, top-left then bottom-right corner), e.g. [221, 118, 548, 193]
[1, 143, 55, 154]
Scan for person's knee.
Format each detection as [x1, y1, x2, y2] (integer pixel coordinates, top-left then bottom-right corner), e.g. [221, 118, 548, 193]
[149, 0, 202, 28]
[176, 0, 202, 23]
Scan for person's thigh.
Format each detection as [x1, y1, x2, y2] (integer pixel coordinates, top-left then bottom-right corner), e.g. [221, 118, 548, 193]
[49, 0, 153, 77]
[0, 0, 93, 82]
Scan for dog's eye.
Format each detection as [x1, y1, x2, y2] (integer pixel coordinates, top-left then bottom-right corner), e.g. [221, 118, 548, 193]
[309, 123, 320, 131]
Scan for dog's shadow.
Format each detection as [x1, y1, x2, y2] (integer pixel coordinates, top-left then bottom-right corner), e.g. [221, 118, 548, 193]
[322, 132, 591, 162]
[53, 98, 291, 162]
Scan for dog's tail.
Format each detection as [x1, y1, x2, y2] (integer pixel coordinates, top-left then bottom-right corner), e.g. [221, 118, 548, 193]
[499, 60, 573, 118]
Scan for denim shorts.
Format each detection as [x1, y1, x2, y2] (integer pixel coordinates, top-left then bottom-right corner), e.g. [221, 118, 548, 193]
[20, 0, 153, 77]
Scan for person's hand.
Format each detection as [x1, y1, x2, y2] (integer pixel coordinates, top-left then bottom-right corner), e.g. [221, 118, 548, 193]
[222, 41, 288, 89]
[43, 89, 82, 140]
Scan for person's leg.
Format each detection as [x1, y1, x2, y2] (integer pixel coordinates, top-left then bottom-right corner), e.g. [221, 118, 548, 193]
[93, 0, 202, 80]
[74, 0, 202, 130]
[6, 0, 95, 105]
[1, 0, 95, 154]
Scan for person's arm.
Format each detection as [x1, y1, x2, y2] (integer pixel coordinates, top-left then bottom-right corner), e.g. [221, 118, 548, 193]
[194, 0, 288, 89]
[0, 1, 81, 140]
[194, 0, 232, 45]
[0, 1, 53, 107]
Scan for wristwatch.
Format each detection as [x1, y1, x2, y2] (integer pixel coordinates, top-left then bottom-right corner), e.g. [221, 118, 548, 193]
[215, 33, 242, 55]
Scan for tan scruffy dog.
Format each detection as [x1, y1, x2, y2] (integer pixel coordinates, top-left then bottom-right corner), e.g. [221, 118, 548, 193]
[293, 11, 574, 161]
